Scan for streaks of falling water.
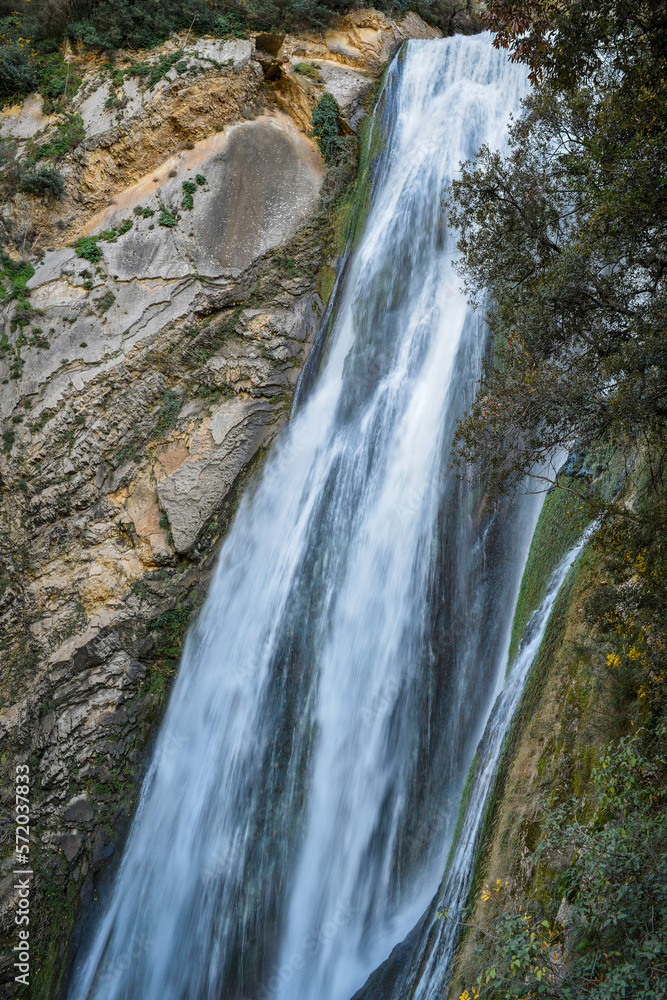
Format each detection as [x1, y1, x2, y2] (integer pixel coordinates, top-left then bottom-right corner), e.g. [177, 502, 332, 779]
[388, 527, 597, 1000]
[71, 33, 535, 1000]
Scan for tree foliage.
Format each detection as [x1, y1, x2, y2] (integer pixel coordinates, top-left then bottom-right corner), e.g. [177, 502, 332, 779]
[451, 1, 666, 494]
[450, 0, 667, 696]
[0, 44, 36, 99]
[0, 0, 470, 61]
[311, 91, 342, 162]
[19, 163, 64, 198]
[451, 5, 667, 994]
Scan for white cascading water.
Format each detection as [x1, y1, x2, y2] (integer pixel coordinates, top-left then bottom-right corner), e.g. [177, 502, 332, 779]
[71, 34, 535, 1000]
[382, 528, 596, 1000]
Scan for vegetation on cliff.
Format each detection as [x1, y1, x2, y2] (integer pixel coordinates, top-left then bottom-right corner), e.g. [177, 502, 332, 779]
[449, 2, 667, 998]
[0, 0, 473, 93]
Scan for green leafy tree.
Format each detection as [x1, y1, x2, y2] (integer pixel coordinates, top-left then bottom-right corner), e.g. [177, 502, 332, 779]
[451, 6, 667, 992]
[449, 0, 667, 701]
[0, 44, 36, 99]
[450, 2, 666, 496]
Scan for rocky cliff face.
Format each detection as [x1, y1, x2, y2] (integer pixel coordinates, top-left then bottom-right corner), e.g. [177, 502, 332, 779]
[0, 11, 441, 997]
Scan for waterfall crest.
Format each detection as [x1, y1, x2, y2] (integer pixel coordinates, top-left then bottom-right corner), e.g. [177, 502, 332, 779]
[72, 34, 534, 1000]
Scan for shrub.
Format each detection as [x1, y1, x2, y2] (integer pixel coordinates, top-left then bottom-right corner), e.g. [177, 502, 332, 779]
[73, 237, 103, 263]
[158, 208, 178, 228]
[154, 389, 180, 436]
[181, 179, 196, 210]
[97, 218, 133, 242]
[311, 92, 341, 162]
[463, 727, 667, 1000]
[34, 52, 81, 113]
[127, 61, 150, 78]
[0, 46, 36, 101]
[19, 165, 64, 199]
[213, 11, 247, 38]
[0, 138, 22, 199]
[0, 251, 35, 296]
[146, 50, 184, 89]
[35, 114, 85, 160]
[294, 61, 323, 82]
[95, 290, 115, 313]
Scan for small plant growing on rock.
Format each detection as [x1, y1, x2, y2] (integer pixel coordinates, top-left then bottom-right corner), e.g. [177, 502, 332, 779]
[28, 329, 50, 349]
[294, 61, 323, 82]
[104, 83, 127, 111]
[74, 237, 103, 263]
[10, 300, 36, 331]
[0, 251, 35, 299]
[34, 114, 85, 161]
[158, 208, 178, 228]
[127, 61, 150, 78]
[95, 290, 115, 314]
[98, 218, 133, 243]
[155, 389, 181, 437]
[195, 174, 206, 186]
[181, 179, 197, 210]
[141, 50, 185, 90]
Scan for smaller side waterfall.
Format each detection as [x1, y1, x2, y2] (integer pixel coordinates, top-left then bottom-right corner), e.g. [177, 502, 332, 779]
[383, 525, 597, 1000]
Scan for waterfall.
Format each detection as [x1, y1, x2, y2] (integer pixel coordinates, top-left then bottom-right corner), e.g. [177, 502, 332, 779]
[387, 527, 596, 1000]
[71, 34, 534, 1000]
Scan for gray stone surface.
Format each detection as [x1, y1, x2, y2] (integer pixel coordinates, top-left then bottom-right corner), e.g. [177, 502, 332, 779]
[1, 115, 323, 418]
[203, 119, 323, 269]
[0, 93, 55, 138]
[299, 60, 375, 129]
[157, 397, 280, 552]
[64, 795, 94, 824]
